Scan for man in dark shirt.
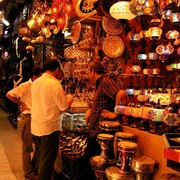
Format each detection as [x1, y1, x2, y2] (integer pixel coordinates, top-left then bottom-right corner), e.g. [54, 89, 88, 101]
[83, 61, 126, 180]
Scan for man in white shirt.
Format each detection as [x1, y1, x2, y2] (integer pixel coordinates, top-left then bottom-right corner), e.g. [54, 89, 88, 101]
[31, 60, 74, 180]
[6, 68, 43, 180]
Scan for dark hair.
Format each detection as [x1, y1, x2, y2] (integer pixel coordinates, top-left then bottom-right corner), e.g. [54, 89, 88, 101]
[29, 67, 44, 78]
[44, 60, 61, 71]
[88, 61, 105, 74]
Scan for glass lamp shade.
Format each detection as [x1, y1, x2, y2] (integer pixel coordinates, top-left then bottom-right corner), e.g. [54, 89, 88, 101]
[156, 42, 174, 55]
[173, 38, 180, 46]
[171, 12, 180, 23]
[143, 68, 152, 75]
[147, 52, 158, 60]
[139, 30, 150, 38]
[130, 0, 154, 16]
[152, 68, 160, 75]
[150, 18, 160, 26]
[131, 65, 141, 73]
[162, 9, 172, 19]
[129, 33, 141, 41]
[138, 53, 147, 60]
[171, 62, 180, 70]
[166, 65, 173, 71]
[148, 27, 162, 40]
[165, 30, 179, 40]
[109, 1, 136, 20]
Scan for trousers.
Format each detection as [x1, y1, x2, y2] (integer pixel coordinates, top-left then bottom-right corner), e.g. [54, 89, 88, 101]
[34, 131, 60, 180]
[19, 114, 39, 177]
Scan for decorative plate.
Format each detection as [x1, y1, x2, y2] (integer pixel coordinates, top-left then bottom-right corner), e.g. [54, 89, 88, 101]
[75, 0, 99, 18]
[102, 36, 124, 58]
[102, 16, 123, 35]
[71, 21, 81, 44]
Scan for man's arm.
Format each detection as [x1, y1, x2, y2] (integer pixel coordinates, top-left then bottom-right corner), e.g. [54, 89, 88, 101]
[6, 93, 27, 112]
[115, 89, 128, 106]
[101, 90, 128, 119]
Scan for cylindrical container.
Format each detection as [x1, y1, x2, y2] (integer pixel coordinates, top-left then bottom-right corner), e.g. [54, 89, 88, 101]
[118, 141, 138, 175]
[130, 156, 156, 180]
[106, 165, 135, 180]
[114, 132, 136, 162]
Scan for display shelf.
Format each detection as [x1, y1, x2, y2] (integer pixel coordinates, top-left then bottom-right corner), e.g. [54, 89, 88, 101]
[120, 74, 165, 78]
[122, 126, 180, 180]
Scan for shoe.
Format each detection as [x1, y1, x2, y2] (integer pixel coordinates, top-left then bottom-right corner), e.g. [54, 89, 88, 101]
[25, 173, 38, 180]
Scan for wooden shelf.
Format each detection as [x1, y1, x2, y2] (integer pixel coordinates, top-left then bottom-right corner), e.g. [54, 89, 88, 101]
[120, 74, 165, 78]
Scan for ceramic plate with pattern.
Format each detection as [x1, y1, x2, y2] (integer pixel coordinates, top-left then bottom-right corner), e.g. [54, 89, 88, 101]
[102, 16, 123, 35]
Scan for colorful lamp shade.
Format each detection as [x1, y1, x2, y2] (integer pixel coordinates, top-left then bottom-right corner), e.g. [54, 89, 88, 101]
[162, 9, 172, 19]
[171, 62, 180, 70]
[129, 33, 141, 41]
[147, 52, 158, 60]
[156, 42, 174, 56]
[139, 30, 150, 38]
[148, 27, 162, 40]
[138, 53, 147, 60]
[165, 30, 179, 40]
[131, 65, 141, 73]
[109, 1, 136, 20]
[171, 12, 180, 24]
[130, 0, 155, 16]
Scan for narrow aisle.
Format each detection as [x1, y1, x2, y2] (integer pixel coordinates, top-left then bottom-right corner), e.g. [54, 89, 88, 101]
[0, 107, 25, 180]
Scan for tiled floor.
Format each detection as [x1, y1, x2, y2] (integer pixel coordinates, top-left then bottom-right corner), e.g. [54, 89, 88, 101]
[0, 107, 25, 180]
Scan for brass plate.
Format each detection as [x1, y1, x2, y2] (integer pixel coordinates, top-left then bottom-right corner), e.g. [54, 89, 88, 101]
[102, 36, 124, 58]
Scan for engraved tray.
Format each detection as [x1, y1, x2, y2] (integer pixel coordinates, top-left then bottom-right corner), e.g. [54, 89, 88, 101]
[102, 16, 123, 36]
[102, 35, 124, 58]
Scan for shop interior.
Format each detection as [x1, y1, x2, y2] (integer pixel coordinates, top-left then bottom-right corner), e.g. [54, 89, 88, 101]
[0, 0, 180, 180]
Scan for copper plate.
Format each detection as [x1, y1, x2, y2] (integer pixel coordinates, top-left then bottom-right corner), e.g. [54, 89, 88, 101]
[71, 21, 81, 44]
[102, 36, 124, 58]
[102, 16, 123, 35]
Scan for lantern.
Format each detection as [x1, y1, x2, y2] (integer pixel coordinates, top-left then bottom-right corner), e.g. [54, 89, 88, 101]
[130, 0, 154, 16]
[131, 65, 141, 73]
[148, 27, 162, 40]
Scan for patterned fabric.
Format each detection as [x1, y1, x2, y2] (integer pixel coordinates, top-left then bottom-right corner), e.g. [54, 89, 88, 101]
[88, 75, 123, 137]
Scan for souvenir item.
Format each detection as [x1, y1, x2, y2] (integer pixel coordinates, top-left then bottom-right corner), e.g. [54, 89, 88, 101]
[102, 36, 124, 58]
[71, 21, 81, 44]
[102, 16, 123, 35]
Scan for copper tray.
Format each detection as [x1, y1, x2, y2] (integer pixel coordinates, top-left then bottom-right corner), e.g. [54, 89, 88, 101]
[71, 21, 81, 44]
[102, 36, 124, 58]
[102, 16, 123, 35]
